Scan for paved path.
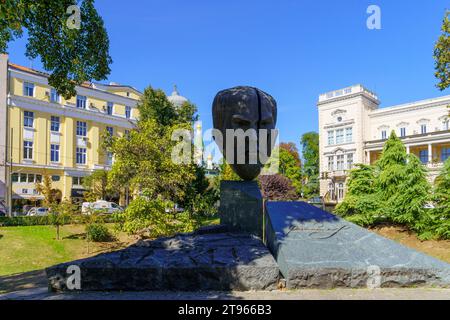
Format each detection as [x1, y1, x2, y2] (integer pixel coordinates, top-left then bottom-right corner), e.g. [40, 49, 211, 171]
[1, 287, 449, 300]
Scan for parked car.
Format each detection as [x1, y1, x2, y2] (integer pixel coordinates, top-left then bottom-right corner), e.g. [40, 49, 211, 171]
[82, 201, 123, 215]
[27, 207, 49, 216]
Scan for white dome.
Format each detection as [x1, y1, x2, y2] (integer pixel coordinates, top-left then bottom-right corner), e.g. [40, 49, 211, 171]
[167, 85, 188, 108]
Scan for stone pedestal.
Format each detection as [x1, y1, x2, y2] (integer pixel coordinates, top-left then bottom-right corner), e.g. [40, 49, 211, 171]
[219, 181, 263, 238]
[46, 226, 279, 292]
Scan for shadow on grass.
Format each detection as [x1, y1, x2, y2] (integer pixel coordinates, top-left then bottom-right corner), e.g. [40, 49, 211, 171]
[0, 270, 47, 294]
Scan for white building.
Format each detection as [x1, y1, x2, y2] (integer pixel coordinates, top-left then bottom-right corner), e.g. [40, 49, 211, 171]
[317, 84, 450, 203]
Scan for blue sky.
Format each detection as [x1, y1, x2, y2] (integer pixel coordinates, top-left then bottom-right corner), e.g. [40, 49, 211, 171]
[6, 0, 450, 153]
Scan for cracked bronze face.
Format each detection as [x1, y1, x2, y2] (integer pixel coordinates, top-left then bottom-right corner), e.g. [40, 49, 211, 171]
[212, 86, 277, 180]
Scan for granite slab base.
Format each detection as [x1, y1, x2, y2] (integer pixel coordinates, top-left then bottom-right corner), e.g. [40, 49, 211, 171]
[265, 201, 450, 289]
[46, 226, 279, 292]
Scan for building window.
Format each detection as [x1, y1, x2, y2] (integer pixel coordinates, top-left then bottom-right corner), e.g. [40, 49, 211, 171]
[328, 183, 335, 200]
[24, 111, 34, 128]
[441, 147, 450, 162]
[337, 116, 343, 122]
[400, 127, 406, 137]
[381, 130, 387, 140]
[327, 131, 334, 145]
[443, 120, 449, 131]
[124, 129, 130, 138]
[52, 175, 61, 182]
[421, 124, 427, 134]
[106, 102, 113, 115]
[23, 141, 33, 159]
[336, 155, 344, 170]
[347, 153, 353, 169]
[11, 173, 19, 183]
[337, 183, 344, 200]
[419, 150, 428, 164]
[50, 88, 60, 103]
[345, 127, 352, 142]
[23, 82, 34, 97]
[27, 174, 35, 183]
[106, 126, 114, 136]
[50, 144, 60, 162]
[327, 156, 334, 171]
[336, 129, 344, 144]
[36, 174, 42, 183]
[125, 106, 131, 119]
[126, 92, 130, 97]
[51, 116, 60, 132]
[76, 147, 87, 165]
[76, 121, 87, 136]
[73, 177, 84, 186]
[76, 95, 87, 109]
[106, 152, 113, 166]
[20, 173, 27, 182]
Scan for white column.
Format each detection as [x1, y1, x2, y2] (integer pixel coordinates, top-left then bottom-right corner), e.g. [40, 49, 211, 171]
[366, 151, 371, 164]
[406, 145, 410, 154]
[428, 144, 432, 163]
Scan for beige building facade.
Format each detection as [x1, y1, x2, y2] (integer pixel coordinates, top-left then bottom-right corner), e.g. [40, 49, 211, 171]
[318, 84, 450, 203]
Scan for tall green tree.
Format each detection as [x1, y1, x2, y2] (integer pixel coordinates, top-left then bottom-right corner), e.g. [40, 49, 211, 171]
[387, 154, 431, 230]
[278, 143, 302, 195]
[137, 86, 197, 127]
[300, 132, 319, 197]
[376, 131, 407, 200]
[429, 158, 450, 239]
[0, 0, 112, 98]
[434, 10, 450, 91]
[83, 169, 115, 202]
[335, 164, 380, 226]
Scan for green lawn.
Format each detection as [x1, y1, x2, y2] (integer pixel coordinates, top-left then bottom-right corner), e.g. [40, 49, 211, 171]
[0, 224, 132, 277]
[0, 216, 220, 277]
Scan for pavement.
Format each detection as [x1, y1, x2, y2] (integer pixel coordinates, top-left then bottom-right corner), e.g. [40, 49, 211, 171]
[1, 287, 449, 300]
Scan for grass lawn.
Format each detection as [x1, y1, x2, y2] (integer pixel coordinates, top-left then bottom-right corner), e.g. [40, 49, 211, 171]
[0, 224, 134, 277]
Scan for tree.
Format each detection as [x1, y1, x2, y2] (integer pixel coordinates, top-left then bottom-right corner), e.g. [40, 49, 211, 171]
[278, 143, 302, 195]
[83, 169, 115, 201]
[387, 154, 431, 232]
[434, 10, 450, 91]
[429, 158, 450, 239]
[258, 174, 298, 201]
[0, 0, 112, 98]
[300, 132, 319, 197]
[335, 164, 381, 226]
[137, 86, 197, 127]
[376, 131, 407, 200]
[35, 174, 61, 207]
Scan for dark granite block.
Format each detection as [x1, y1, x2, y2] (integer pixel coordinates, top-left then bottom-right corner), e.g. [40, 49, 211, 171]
[265, 201, 450, 289]
[219, 181, 264, 237]
[46, 226, 279, 292]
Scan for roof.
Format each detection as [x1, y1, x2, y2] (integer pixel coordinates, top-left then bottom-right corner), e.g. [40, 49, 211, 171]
[8, 62, 140, 93]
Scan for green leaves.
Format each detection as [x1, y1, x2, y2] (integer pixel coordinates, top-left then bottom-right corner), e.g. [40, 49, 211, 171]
[337, 131, 449, 240]
[1, 0, 112, 99]
[300, 132, 320, 197]
[434, 10, 450, 91]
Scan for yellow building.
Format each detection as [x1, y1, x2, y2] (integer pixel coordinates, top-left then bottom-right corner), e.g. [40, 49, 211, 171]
[0, 54, 142, 215]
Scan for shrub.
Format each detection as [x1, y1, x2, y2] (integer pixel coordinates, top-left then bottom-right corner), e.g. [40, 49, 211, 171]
[115, 197, 198, 237]
[85, 223, 113, 242]
[258, 174, 298, 201]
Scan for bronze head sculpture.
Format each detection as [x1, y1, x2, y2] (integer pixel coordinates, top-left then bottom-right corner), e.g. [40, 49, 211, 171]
[212, 86, 277, 180]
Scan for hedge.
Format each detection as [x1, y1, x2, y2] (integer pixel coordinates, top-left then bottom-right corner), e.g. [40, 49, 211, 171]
[0, 215, 114, 227]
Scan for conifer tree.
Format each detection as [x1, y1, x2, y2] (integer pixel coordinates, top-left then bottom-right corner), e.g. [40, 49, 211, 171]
[387, 154, 431, 231]
[376, 131, 407, 200]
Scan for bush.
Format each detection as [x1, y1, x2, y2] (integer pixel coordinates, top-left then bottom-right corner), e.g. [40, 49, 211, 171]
[85, 223, 113, 242]
[115, 197, 198, 237]
[258, 174, 298, 201]
[0, 214, 113, 227]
